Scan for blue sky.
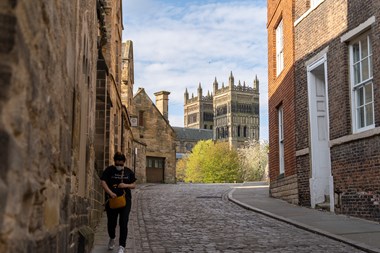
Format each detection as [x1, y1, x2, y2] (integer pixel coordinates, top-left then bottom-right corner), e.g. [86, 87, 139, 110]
[122, 0, 268, 140]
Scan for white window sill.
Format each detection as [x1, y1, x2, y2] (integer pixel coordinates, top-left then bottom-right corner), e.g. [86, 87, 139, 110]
[294, 0, 325, 27]
[340, 16, 375, 43]
[330, 126, 379, 148]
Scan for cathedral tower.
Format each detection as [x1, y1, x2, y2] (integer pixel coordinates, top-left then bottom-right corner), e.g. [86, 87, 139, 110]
[184, 71, 260, 148]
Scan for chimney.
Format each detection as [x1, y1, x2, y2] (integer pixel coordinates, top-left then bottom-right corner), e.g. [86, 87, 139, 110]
[154, 91, 170, 120]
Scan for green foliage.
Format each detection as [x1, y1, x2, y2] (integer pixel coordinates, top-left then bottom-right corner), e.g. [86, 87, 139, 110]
[176, 157, 187, 182]
[176, 139, 268, 183]
[182, 140, 241, 183]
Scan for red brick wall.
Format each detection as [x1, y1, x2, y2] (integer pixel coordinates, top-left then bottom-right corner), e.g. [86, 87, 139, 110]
[294, 0, 309, 20]
[268, 0, 297, 202]
[331, 136, 380, 221]
[296, 155, 310, 206]
[269, 69, 296, 178]
[294, 0, 349, 182]
[293, 0, 380, 221]
[345, 0, 380, 127]
[327, 0, 380, 222]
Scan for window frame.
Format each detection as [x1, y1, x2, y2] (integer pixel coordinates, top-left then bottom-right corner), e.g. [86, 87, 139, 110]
[276, 19, 284, 76]
[278, 106, 284, 174]
[310, 0, 322, 8]
[349, 32, 375, 133]
[138, 111, 144, 127]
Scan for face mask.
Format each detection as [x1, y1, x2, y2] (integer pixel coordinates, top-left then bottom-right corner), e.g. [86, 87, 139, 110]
[116, 166, 123, 171]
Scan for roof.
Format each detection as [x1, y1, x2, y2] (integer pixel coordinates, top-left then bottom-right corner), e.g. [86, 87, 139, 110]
[133, 88, 176, 133]
[173, 127, 213, 141]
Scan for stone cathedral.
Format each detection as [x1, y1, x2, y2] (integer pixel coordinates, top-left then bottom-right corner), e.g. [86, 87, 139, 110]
[184, 71, 260, 148]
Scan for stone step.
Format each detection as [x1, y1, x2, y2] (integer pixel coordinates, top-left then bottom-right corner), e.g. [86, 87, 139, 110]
[316, 202, 330, 211]
[316, 195, 330, 211]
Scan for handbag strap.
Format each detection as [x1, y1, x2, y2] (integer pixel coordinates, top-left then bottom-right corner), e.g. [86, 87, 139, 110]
[120, 168, 125, 195]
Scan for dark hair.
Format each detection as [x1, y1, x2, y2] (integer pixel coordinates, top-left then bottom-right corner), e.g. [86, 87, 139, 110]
[113, 152, 126, 161]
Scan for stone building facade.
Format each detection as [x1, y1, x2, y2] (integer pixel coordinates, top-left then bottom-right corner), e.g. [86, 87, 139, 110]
[95, 0, 133, 172]
[0, 0, 134, 252]
[184, 72, 260, 149]
[120, 40, 147, 183]
[173, 127, 213, 158]
[184, 83, 214, 130]
[268, 0, 380, 222]
[128, 89, 176, 183]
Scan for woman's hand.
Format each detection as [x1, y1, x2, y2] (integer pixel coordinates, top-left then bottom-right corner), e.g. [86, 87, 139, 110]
[109, 192, 117, 198]
[118, 182, 136, 189]
[118, 183, 127, 189]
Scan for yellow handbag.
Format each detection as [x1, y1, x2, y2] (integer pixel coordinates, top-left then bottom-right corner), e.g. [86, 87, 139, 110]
[108, 168, 126, 209]
[109, 192, 126, 209]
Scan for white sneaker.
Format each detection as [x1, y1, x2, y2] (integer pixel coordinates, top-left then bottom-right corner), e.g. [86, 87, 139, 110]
[118, 246, 125, 253]
[108, 238, 115, 250]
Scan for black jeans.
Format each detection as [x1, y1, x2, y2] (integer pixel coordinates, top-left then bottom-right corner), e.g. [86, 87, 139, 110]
[106, 199, 132, 247]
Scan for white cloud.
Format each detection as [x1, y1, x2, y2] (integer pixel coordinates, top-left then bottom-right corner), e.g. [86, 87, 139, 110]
[123, 0, 268, 140]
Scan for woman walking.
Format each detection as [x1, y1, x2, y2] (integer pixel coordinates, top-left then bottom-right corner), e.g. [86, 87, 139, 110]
[101, 152, 136, 253]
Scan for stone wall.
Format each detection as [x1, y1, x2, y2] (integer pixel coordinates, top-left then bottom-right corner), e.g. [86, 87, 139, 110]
[0, 0, 109, 252]
[131, 89, 177, 184]
[132, 140, 147, 183]
[270, 174, 299, 204]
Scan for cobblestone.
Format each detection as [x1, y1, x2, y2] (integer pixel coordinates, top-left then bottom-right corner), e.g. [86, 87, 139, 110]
[129, 184, 365, 253]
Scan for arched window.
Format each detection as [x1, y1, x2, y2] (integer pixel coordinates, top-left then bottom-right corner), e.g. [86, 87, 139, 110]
[243, 126, 247, 137]
[237, 125, 241, 137]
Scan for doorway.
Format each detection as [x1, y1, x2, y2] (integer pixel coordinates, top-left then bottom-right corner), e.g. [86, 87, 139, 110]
[307, 56, 334, 212]
[146, 156, 165, 183]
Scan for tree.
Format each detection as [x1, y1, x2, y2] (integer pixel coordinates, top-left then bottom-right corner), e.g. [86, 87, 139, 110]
[176, 156, 187, 182]
[237, 139, 268, 182]
[183, 140, 241, 183]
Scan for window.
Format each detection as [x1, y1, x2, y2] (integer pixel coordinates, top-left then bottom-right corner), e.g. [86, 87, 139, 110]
[188, 113, 197, 124]
[310, 0, 322, 8]
[350, 33, 374, 132]
[278, 106, 284, 174]
[276, 19, 284, 76]
[138, 111, 144, 127]
[147, 157, 165, 169]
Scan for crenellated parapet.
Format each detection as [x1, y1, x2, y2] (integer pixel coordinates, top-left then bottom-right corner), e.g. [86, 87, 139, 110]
[184, 71, 260, 141]
[186, 95, 213, 104]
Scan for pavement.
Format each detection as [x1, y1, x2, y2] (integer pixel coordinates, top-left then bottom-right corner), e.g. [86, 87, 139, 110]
[92, 182, 380, 253]
[228, 182, 380, 253]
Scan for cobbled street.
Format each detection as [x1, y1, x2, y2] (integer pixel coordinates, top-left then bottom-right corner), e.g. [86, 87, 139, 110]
[129, 184, 364, 253]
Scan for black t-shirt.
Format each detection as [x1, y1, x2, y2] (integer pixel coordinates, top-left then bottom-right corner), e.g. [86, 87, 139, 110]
[101, 166, 136, 200]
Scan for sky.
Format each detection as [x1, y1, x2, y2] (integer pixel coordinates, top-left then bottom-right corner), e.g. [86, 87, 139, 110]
[122, 0, 268, 140]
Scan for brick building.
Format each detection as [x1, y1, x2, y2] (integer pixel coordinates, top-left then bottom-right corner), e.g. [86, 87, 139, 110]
[267, 0, 297, 204]
[268, 0, 380, 222]
[184, 72, 260, 149]
[0, 0, 135, 252]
